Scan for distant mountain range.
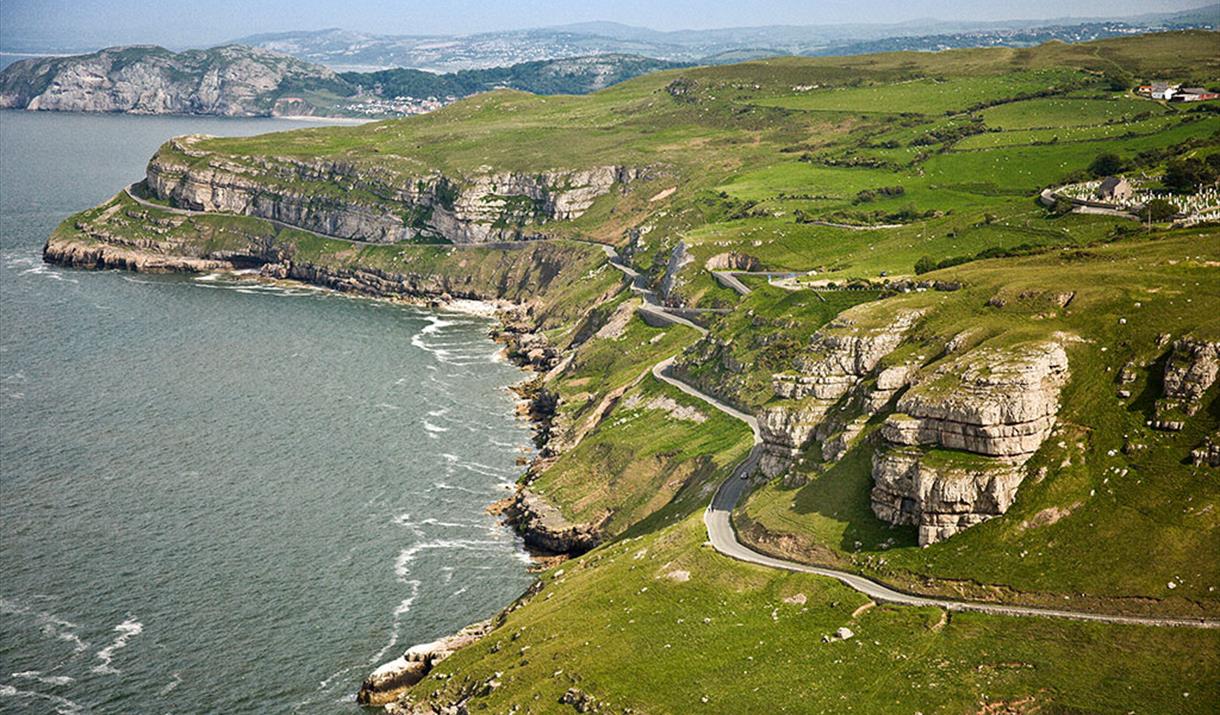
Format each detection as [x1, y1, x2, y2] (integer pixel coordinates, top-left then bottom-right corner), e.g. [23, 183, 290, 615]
[0, 46, 683, 118]
[230, 5, 1219, 71]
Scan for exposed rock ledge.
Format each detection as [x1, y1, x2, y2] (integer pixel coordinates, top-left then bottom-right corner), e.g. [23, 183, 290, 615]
[43, 234, 264, 273]
[871, 341, 1070, 544]
[758, 306, 925, 476]
[1152, 337, 1219, 431]
[501, 487, 601, 555]
[148, 136, 644, 244]
[357, 620, 495, 706]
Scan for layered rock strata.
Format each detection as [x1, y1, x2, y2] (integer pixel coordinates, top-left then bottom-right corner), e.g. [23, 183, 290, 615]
[871, 342, 1070, 544]
[758, 307, 924, 475]
[1, 45, 347, 116]
[357, 620, 495, 706]
[501, 487, 601, 555]
[147, 136, 641, 244]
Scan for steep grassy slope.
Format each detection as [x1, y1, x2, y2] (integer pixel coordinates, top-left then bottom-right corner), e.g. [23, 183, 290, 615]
[405, 516, 1220, 714]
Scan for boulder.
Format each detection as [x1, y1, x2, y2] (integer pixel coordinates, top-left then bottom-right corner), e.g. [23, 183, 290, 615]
[1153, 337, 1220, 430]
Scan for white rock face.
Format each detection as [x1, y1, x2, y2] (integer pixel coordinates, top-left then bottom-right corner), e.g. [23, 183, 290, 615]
[871, 447, 1026, 545]
[758, 306, 924, 475]
[146, 137, 641, 244]
[1153, 337, 1220, 431]
[2, 45, 346, 116]
[881, 342, 1069, 459]
[357, 620, 494, 705]
[870, 341, 1070, 544]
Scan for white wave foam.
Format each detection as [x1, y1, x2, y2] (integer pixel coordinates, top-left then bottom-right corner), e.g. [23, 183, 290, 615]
[11, 671, 74, 687]
[432, 481, 481, 495]
[120, 275, 160, 285]
[0, 598, 88, 652]
[158, 672, 182, 696]
[457, 460, 512, 479]
[417, 517, 480, 528]
[90, 618, 143, 675]
[422, 420, 448, 434]
[0, 684, 83, 714]
[420, 315, 458, 335]
[20, 263, 77, 283]
[394, 538, 507, 572]
[368, 580, 421, 664]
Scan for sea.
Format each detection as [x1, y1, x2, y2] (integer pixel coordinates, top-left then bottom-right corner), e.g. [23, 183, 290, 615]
[0, 110, 536, 713]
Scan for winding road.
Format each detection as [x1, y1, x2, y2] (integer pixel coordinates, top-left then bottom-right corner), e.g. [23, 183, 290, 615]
[120, 184, 1219, 629]
[629, 256, 1220, 629]
[649, 357, 1220, 629]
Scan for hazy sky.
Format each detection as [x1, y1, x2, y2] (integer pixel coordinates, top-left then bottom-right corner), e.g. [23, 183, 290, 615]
[0, 0, 1209, 50]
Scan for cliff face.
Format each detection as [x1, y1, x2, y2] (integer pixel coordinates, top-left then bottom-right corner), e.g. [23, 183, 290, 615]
[871, 341, 1070, 544]
[146, 136, 641, 244]
[0, 45, 351, 116]
[758, 306, 924, 476]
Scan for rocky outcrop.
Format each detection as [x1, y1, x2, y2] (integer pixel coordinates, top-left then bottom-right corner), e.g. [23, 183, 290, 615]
[502, 487, 601, 555]
[871, 341, 1070, 544]
[705, 252, 761, 271]
[773, 308, 924, 402]
[758, 400, 827, 476]
[758, 306, 924, 475]
[1192, 431, 1220, 468]
[659, 240, 693, 301]
[42, 234, 262, 273]
[1, 45, 351, 116]
[357, 620, 494, 706]
[881, 342, 1069, 459]
[1153, 337, 1220, 431]
[871, 448, 1026, 546]
[146, 137, 642, 244]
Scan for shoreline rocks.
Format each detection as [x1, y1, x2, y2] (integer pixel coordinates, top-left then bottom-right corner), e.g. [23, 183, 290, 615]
[500, 487, 601, 556]
[357, 620, 495, 706]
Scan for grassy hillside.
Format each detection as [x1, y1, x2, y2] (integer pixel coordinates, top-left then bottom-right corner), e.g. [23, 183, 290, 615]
[47, 31, 1220, 713]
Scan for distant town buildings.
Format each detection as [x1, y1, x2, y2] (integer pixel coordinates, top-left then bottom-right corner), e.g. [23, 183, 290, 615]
[341, 95, 458, 117]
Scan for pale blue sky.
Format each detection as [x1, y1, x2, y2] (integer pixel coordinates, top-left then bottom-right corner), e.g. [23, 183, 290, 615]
[1, 0, 1210, 50]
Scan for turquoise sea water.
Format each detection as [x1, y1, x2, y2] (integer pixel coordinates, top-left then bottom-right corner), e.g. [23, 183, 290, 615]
[0, 111, 535, 713]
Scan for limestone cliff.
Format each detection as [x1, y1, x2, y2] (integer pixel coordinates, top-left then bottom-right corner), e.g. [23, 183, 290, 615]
[870, 341, 1070, 544]
[501, 487, 601, 555]
[758, 306, 924, 475]
[1152, 337, 1220, 431]
[0, 45, 351, 116]
[146, 136, 641, 244]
